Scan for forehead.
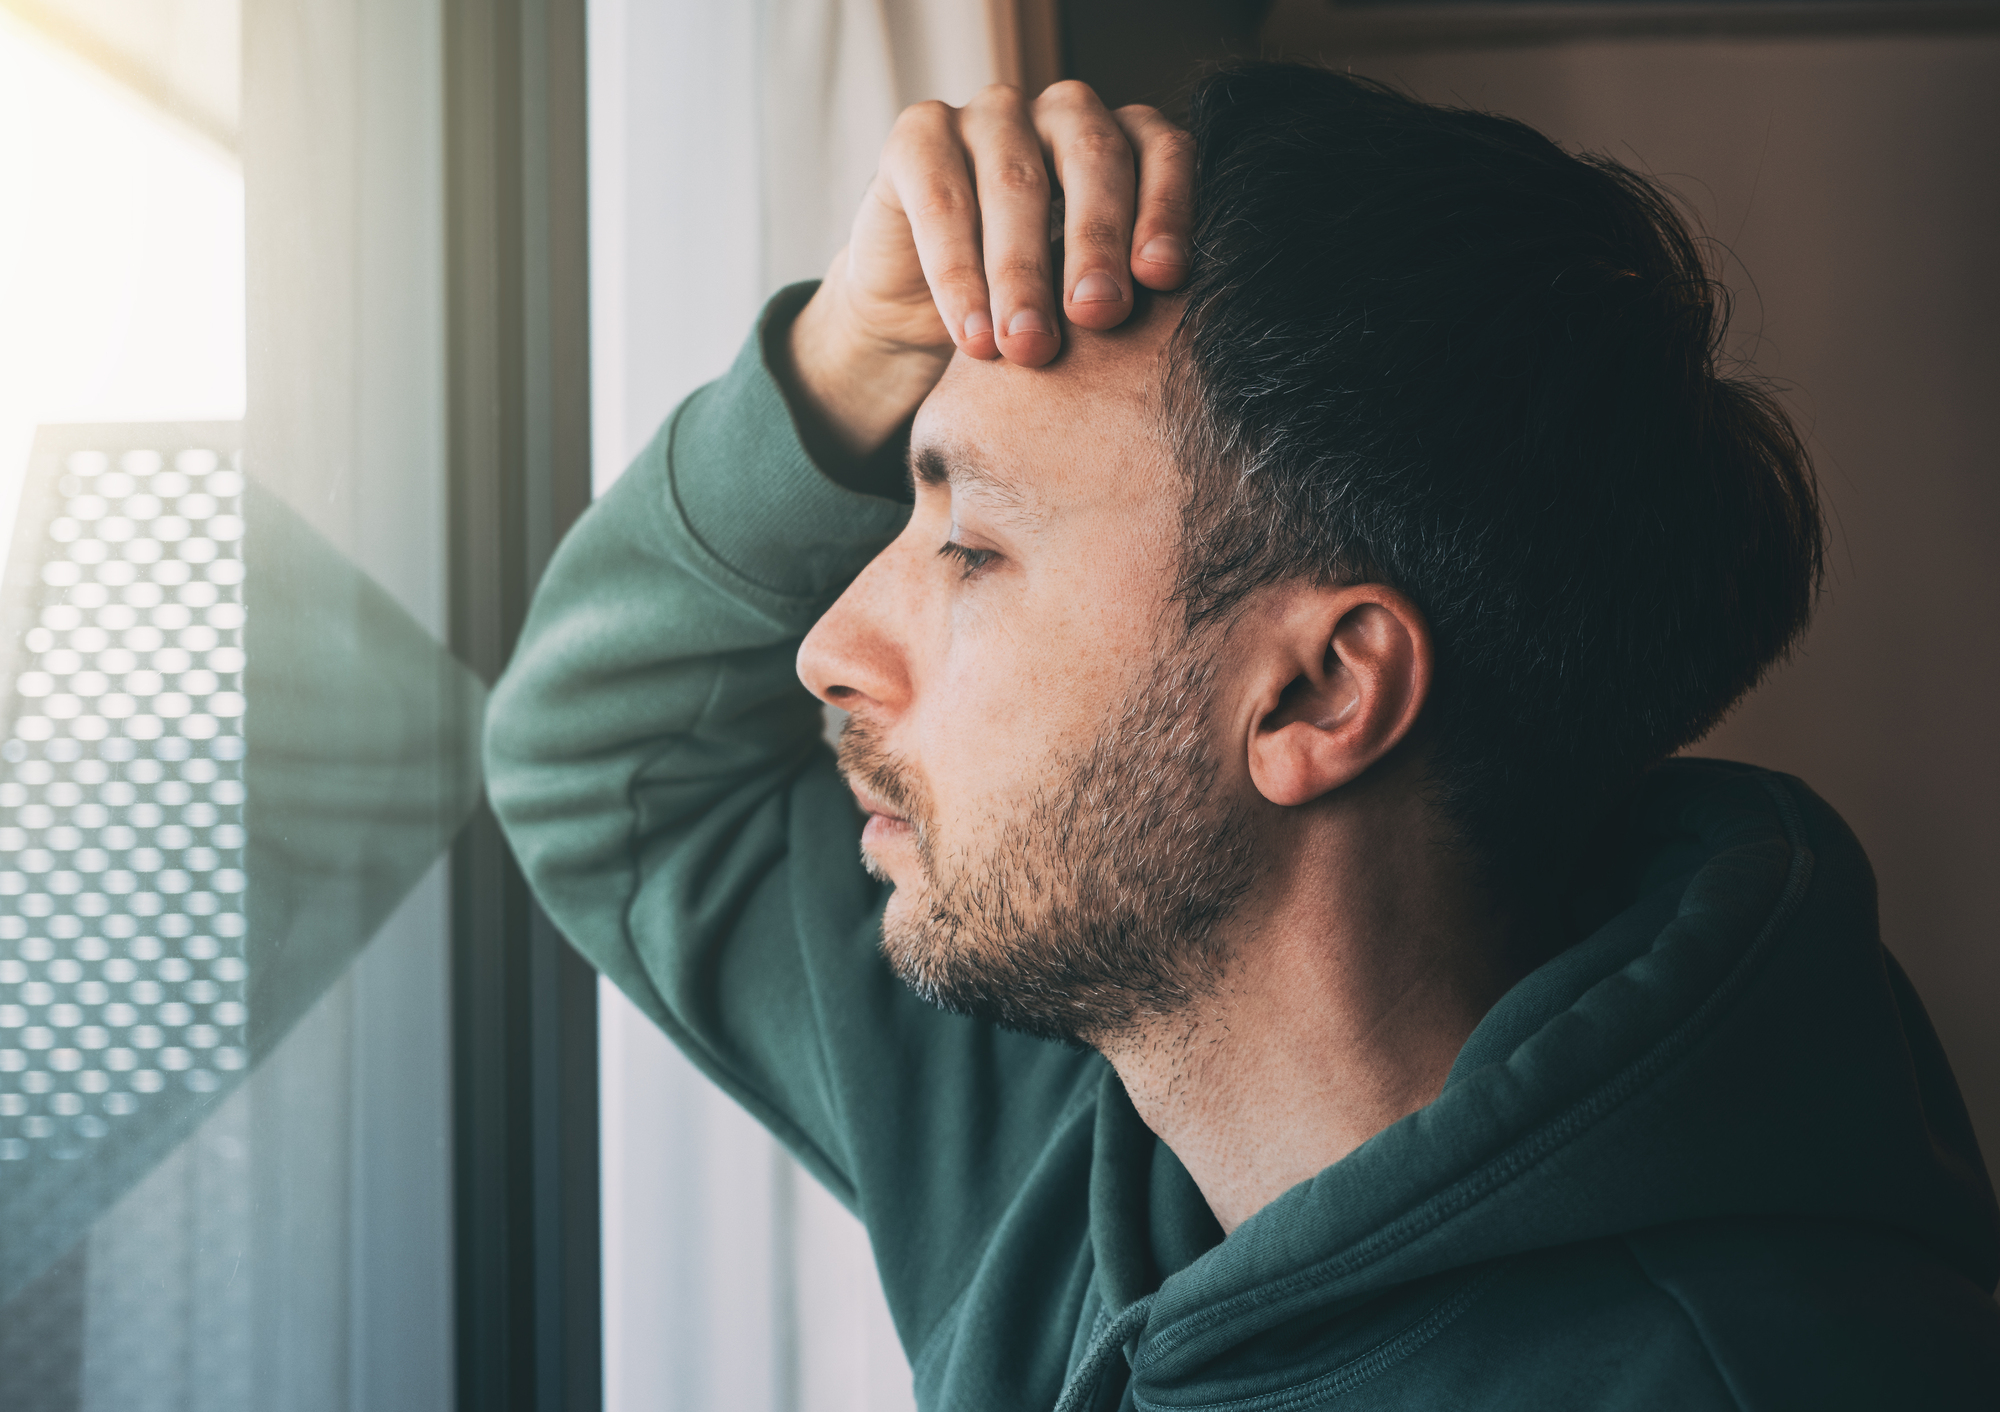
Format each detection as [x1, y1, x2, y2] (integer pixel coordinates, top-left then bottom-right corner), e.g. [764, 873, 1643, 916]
[910, 301, 1180, 504]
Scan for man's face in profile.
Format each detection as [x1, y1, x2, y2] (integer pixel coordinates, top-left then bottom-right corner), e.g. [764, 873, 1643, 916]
[797, 301, 1263, 1043]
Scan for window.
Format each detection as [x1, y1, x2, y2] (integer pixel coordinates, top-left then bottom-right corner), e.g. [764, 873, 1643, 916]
[0, 3, 587, 1407]
[1, 4, 1080, 1408]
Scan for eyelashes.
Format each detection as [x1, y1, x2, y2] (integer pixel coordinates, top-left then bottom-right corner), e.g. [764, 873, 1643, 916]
[937, 540, 997, 579]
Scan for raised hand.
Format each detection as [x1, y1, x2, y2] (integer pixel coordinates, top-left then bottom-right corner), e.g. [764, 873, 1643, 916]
[783, 81, 1194, 464]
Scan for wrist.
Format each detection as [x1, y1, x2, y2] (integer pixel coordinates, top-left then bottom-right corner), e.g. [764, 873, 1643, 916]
[783, 277, 951, 463]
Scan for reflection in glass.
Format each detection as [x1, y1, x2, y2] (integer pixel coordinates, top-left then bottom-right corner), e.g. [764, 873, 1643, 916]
[0, 433, 247, 1298]
[0, 421, 485, 1313]
[0, 2, 470, 1407]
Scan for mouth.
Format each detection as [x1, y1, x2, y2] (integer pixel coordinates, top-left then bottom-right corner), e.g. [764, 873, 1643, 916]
[847, 780, 915, 851]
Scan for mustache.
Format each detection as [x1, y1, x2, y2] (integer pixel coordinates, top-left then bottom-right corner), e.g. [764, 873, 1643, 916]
[835, 715, 925, 824]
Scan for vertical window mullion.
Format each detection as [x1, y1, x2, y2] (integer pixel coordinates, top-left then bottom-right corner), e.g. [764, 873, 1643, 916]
[444, 0, 597, 1409]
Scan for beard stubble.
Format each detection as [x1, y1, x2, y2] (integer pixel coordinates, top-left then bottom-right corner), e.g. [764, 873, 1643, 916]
[837, 639, 1262, 1047]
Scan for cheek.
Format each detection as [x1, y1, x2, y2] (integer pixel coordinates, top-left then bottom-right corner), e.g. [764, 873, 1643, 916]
[903, 585, 1139, 847]
[906, 631, 1044, 847]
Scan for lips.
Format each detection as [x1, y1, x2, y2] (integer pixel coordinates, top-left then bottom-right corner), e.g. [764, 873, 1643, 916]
[847, 781, 906, 825]
[835, 719, 921, 855]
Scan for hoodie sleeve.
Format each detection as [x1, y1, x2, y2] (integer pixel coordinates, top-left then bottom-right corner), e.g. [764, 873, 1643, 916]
[482, 285, 1102, 1339]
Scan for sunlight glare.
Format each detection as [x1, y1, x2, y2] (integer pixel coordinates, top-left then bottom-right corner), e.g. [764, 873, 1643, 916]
[0, 11, 244, 573]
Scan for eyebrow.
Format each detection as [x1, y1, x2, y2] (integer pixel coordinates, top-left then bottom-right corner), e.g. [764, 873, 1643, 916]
[911, 443, 1035, 518]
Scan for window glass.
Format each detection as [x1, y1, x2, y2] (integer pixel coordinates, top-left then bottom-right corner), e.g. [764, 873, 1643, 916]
[0, 5, 472, 1408]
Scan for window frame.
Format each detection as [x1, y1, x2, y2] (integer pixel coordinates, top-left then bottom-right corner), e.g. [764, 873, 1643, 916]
[443, 2, 600, 1409]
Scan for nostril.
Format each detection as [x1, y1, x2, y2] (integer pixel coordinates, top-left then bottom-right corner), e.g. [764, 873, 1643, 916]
[826, 684, 857, 701]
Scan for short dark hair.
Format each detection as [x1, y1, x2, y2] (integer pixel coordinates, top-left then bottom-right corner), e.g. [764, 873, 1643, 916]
[1164, 64, 1823, 890]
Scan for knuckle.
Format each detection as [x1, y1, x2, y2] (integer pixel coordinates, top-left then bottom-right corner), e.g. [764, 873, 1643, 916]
[1144, 180, 1195, 220]
[932, 258, 985, 289]
[991, 253, 1051, 282]
[972, 81, 1026, 108]
[1037, 79, 1100, 110]
[909, 180, 973, 224]
[1066, 127, 1133, 166]
[893, 99, 956, 134]
[1070, 214, 1129, 252]
[985, 158, 1050, 198]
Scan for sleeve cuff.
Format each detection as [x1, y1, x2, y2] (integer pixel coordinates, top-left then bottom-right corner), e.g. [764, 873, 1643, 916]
[667, 281, 912, 602]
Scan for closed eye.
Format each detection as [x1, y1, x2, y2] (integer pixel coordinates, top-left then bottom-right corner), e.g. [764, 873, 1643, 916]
[937, 541, 997, 578]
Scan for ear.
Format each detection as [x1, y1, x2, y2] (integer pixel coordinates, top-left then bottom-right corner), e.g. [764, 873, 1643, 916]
[1244, 585, 1432, 808]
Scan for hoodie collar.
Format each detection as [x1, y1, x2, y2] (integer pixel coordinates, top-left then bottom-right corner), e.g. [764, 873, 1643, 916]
[1079, 760, 1996, 1398]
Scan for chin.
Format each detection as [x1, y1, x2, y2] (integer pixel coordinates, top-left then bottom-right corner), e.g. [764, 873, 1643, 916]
[876, 876, 928, 930]
[859, 841, 906, 887]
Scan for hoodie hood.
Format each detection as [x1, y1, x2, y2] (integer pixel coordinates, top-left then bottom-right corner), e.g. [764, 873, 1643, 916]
[1070, 759, 1998, 1406]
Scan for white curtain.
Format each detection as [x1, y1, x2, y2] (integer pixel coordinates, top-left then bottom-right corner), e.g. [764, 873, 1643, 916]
[586, 3, 1013, 1409]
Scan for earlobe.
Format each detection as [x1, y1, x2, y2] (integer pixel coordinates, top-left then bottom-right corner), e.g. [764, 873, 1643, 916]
[1245, 589, 1430, 809]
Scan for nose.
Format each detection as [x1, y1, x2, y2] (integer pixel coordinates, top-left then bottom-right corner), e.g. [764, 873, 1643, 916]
[797, 542, 914, 714]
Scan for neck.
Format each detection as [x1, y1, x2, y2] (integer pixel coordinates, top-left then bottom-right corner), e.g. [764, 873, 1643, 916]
[1097, 786, 1543, 1235]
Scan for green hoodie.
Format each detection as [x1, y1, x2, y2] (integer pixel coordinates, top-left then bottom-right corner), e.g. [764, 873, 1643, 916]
[485, 286, 2000, 1410]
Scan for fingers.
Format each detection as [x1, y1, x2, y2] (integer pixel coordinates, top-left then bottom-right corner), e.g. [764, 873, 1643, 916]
[1112, 104, 1194, 291]
[1030, 81, 1138, 333]
[960, 86, 1061, 365]
[876, 84, 1194, 370]
[878, 101, 999, 360]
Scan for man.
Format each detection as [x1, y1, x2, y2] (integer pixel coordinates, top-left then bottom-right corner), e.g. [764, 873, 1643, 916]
[487, 66, 2000, 1408]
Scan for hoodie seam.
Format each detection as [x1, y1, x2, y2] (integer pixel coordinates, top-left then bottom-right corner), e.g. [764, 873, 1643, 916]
[1622, 1235, 1749, 1412]
[1146, 772, 1817, 1360]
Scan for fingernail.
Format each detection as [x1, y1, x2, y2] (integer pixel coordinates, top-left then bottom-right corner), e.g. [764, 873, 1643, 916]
[1139, 236, 1189, 267]
[1007, 310, 1053, 338]
[1071, 273, 1123, 305]
[962, 309, 993, 341]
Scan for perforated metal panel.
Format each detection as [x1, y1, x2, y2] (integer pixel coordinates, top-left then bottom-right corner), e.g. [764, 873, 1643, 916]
[0, 445, 245, 1165]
